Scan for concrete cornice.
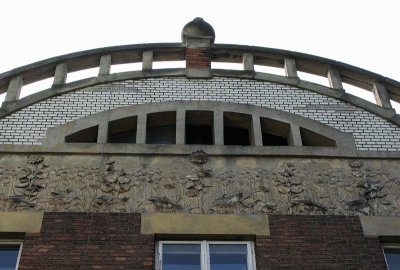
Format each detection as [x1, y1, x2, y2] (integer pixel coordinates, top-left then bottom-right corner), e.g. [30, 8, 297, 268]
[0, 144, 399, 159]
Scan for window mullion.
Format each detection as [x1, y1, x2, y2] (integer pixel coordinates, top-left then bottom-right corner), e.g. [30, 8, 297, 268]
[203, 240, 209, 270]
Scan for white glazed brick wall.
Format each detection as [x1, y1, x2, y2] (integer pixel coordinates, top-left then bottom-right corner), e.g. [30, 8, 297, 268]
[0, 77, 399, 151]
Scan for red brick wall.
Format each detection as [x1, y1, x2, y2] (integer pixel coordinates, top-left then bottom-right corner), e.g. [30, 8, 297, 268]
[256, 215, 387, 269]
[17, 213, 388, 269]
[19, 213, 154, 270]
[186, 48, 212, 68]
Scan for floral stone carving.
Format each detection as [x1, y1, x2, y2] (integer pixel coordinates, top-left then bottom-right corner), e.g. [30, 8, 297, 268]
[0, 155, 399, 216]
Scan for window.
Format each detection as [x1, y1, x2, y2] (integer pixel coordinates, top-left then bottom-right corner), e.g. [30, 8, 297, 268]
[0, 244, 21, 270]
[157, 241, 255, 270]
[224, 112, 253, 146]
[260, 117, 290, 146]
[146, 111, 176, 144]
[186, 111, 214, 145]
[65, 125, 98, 143]
[300, 127, 336, 147]
[108, 116, 137, 143]
[383, 247, 400, 270]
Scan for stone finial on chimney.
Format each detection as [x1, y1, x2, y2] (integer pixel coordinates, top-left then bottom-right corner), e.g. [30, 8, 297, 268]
[182, 18, 215, 78]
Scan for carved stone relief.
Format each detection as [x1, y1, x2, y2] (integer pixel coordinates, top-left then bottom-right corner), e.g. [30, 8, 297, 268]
[0, 152, 399, 216]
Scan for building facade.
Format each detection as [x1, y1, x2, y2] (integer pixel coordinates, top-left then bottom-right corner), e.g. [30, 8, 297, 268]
[0, 18, 399, 269]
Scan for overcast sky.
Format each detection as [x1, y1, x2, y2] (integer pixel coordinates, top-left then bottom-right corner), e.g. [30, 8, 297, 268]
[0, 0, 399, 108]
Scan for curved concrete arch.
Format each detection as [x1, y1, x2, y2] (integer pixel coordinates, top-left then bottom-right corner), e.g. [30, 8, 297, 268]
[45, 100, 356, 155]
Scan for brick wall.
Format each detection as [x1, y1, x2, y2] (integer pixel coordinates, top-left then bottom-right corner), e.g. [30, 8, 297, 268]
[0, 77, 399, 151]
[256, 215, 387, 269]
[19, 213, 154, 270]
[186, 48, 211, 68]
[16, 213, 387, 269]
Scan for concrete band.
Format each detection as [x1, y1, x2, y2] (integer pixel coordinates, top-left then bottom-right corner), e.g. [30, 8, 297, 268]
[141, 213, 270, 236]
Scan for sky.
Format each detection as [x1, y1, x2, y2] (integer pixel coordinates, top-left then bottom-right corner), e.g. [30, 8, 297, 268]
[0, 0, 399, 109]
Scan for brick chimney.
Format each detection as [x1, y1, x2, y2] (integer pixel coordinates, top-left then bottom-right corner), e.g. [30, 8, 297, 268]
[182, 17, 215, 78]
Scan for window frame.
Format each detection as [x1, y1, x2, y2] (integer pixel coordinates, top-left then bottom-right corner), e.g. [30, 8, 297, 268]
[156, 240, 256, 270]
[0, 242, 23, 270]
[382, 244, 400, 270]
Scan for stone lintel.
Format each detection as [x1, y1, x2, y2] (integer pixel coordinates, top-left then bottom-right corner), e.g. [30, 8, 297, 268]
[0, 212, 43, 233]
[141, 213, 269, 236]
[360, 216, 400, 236]
[186, 68, 211, 78]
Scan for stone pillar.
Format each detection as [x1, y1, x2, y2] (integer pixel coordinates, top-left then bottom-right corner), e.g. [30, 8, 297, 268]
[288, 124, 302, 146]
[136, 113, 147, 144]
[373, 81, 392, 109]
[4, 76, 23, 102]
[176, 109, 186, 145]
[327, 67, 343, 90]
[97, 122, 108, 143]
[99, 55, 111, 75]
[182, 18, 215, 78]
[53, 63, 68, 86]
[284, 58, 298, 78]
[243, 53, 254, 71]
[251, 115, 263, 146]
[214, 110, 224, 145]
[142, 51, 153, 70]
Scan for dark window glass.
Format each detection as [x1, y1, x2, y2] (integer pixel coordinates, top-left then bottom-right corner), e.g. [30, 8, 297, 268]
[0, 245, 20, 270]
[209, 244, 248, 270]
[384, 248, 400, 270]
[162, 244, 201, 270]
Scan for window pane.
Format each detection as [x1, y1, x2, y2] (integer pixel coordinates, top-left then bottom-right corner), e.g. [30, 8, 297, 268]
[0, 245, 20, 270]
[209, 244, 248, 270]
[384, 248, 400, 270]
[162, 244, 201, 270]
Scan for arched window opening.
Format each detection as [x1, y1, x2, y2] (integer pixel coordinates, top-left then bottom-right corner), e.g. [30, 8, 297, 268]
[260, 117, 290, 146]
[65, 125, 98, 143]
[224, 112, 252, 146]
[300, 127, 336, 147]
[185, 110, 214, 145]
[108, 116, 137, 143]
[146, 111, 176, 144]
